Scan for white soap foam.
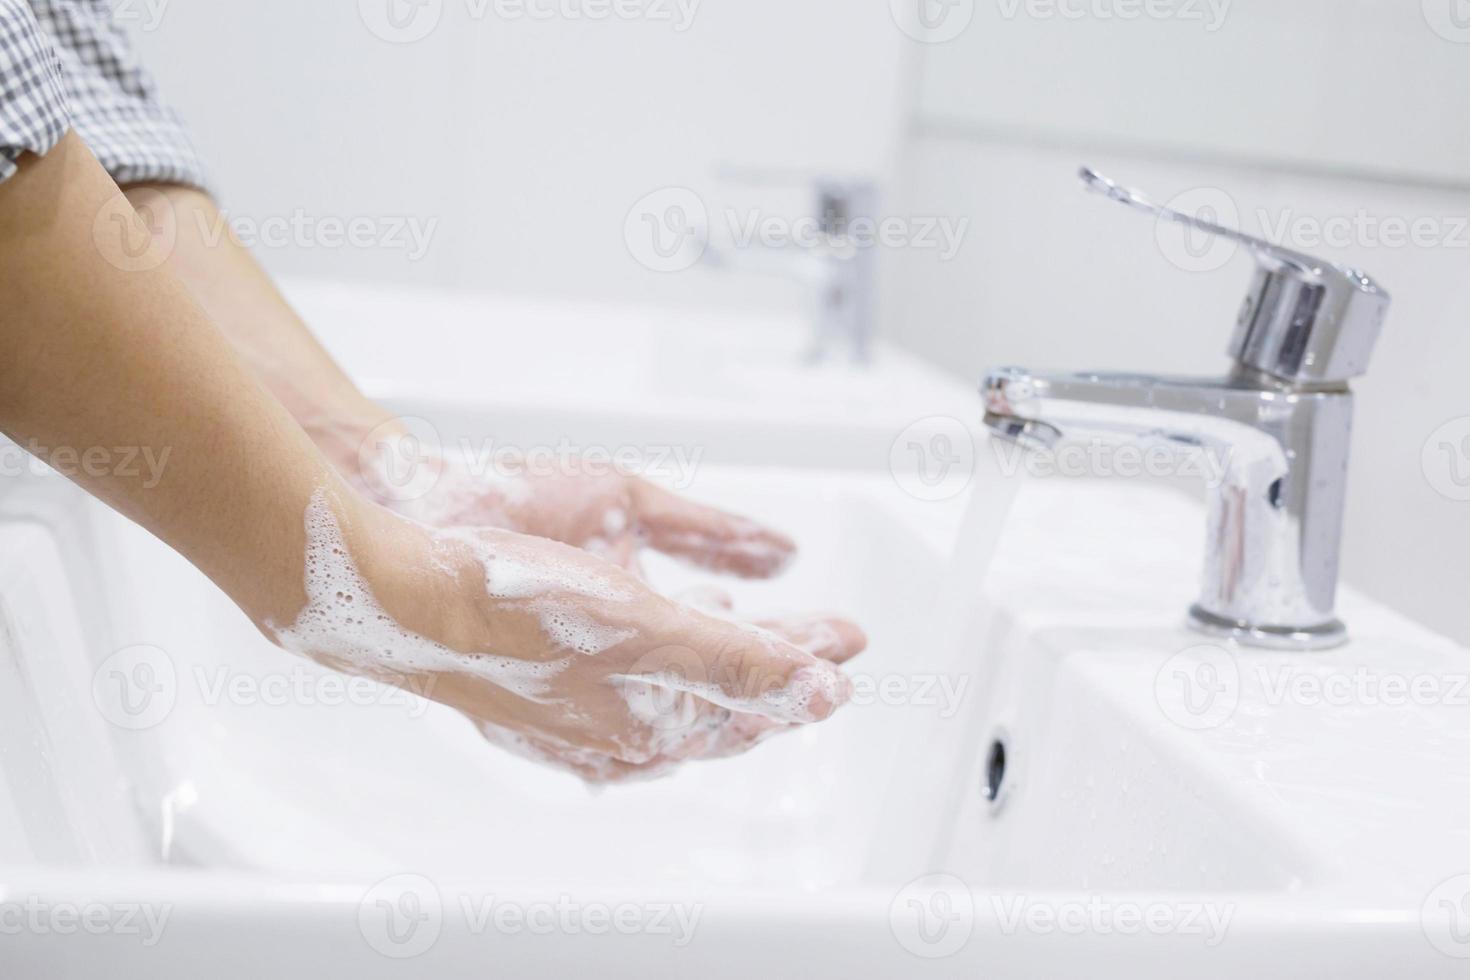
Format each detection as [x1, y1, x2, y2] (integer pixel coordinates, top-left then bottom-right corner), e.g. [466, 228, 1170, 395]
[529, 599, 635, 656]
[271, 490, 573, 699]
[471, 544, 633, 603]
[612, 662, 838, 725]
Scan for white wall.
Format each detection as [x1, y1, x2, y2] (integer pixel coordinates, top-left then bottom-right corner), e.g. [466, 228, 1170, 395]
[125, 0, 912, 309]
[886, 0, 1470, 644]
[121, 2, 1469, 641]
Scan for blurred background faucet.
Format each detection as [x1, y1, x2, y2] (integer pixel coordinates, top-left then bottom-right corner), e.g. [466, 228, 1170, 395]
[702, 169, 878, 365]
[984, 169, 1390, 650]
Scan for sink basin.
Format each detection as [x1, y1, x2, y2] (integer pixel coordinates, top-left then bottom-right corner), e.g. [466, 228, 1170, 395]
[1, 285, 1466, 977]
[281, 278, 980, 471]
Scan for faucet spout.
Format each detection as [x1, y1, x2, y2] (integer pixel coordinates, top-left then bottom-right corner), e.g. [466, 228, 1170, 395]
[982, 365, 1355, 650]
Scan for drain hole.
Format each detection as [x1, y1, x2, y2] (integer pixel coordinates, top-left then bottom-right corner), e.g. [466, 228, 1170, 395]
[984, 738, 1007, 804]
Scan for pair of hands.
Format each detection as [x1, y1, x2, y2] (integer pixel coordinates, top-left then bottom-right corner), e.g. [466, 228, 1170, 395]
[289, 440, 866, 783]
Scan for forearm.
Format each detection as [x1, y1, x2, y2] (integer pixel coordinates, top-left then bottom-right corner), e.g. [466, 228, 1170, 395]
[119, 183, 394, 474]
[0, 133, 365, 628]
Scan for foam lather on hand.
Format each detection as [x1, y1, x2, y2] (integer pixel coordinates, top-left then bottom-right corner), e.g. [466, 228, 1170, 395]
[271, 490, 575, 698]
[271, 490, 849, 780]
[434, 526, 637, 656]
[614, 660, 840, 725]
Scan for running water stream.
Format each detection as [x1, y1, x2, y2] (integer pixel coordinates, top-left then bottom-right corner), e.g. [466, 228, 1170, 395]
[867, 440, 1031, 878]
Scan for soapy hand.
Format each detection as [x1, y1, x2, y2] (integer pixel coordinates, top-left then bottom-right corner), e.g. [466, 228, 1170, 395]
[354, 438, 795, 578]
[270, 488, 864, 783]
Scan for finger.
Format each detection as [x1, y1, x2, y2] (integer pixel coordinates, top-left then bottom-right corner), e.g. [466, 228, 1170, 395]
[756, 615, 867, 665]
[476, 718, 681, 784]
[630, 479, 796, 579]
[562, 753, 681, 785]
[632, 609, 853, 724]
[670, 585, 735, 613]
[595, 534, 643, 575]
[696, 711, 787, 759]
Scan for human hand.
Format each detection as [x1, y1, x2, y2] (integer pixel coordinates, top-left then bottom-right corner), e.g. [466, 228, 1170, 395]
[268, 488, 864, 783]
[352, 434, 796, 578]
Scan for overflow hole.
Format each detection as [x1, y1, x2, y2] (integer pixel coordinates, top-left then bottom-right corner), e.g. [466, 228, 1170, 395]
[985, 737, 1007, 806]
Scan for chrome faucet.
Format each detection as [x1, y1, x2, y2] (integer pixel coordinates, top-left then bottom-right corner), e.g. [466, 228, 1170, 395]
[702, 174, 878, 364]
[983, 168, 1390, 650]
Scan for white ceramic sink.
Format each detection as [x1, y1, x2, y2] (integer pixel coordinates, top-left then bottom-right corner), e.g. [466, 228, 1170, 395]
[2, 284, 1468, 977]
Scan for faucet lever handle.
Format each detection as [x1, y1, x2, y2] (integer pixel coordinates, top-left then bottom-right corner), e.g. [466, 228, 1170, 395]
[1079, 166, 1390, 385]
